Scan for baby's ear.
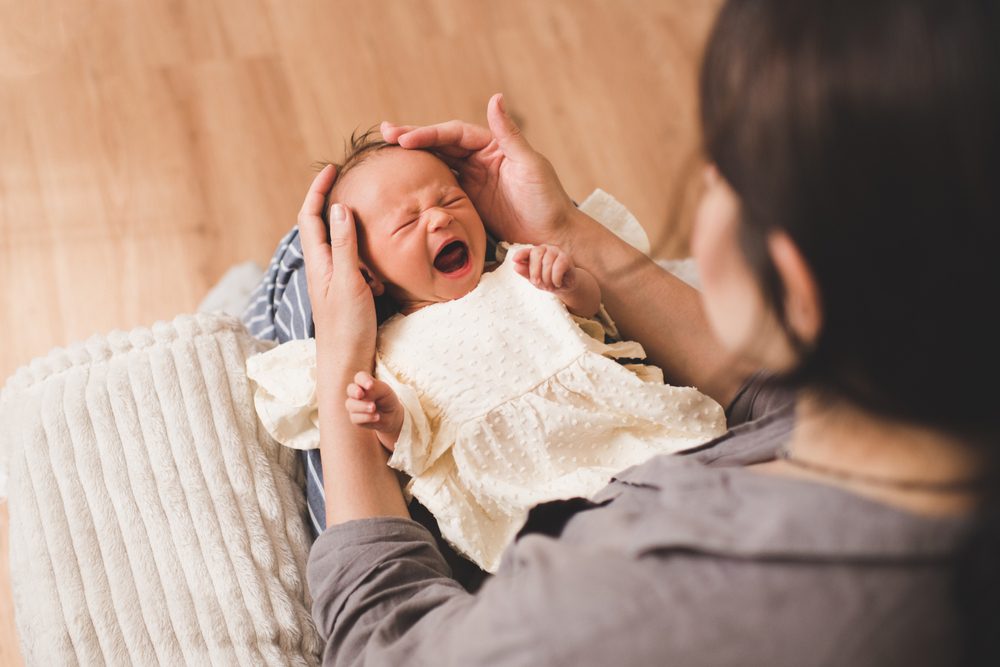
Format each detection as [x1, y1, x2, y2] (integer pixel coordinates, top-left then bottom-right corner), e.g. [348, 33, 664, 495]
[359, 261, 385, 297]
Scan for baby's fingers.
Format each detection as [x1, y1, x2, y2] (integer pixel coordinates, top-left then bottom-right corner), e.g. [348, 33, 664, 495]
[512, 249, 530, 273]
[345, 397, 381, 425]
[357, 374, 398, 405]
[539, 248, 558, 288]
[346, 397, 377, 414]
[552, 253, 575, 289]
[353, 371, 375, 391]
[528, 246, 545, 285]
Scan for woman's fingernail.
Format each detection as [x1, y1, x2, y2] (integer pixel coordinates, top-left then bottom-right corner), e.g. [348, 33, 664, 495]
[331, 203, 346, 223]
[497, 93, 507, 114]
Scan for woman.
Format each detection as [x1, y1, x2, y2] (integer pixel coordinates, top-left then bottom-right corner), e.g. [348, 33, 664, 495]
[299, 0, 999, 664]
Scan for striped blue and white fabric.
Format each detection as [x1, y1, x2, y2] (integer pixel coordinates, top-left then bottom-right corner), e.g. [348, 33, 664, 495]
[241, 228, 329, 537]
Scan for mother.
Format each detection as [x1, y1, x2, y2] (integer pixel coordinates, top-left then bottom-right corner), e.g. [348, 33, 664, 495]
[298, 0, 999, 664]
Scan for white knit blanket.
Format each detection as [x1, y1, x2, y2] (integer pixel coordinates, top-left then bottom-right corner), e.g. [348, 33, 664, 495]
[0, 313, 321, 666]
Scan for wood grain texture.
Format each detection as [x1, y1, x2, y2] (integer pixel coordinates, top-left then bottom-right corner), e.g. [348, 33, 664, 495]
[0, 1, 721, 663]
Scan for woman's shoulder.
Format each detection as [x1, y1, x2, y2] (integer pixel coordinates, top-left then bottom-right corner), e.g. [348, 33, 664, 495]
[501, 440, 969, 666]
[588, 454, 967, 561]
[503, 472, 966, 666]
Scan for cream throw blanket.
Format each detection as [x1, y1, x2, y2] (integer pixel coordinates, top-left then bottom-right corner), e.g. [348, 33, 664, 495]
[0, 313, 320, 666]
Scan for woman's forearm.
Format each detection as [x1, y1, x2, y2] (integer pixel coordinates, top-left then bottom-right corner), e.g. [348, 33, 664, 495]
[316, 344, 409, 526]
[562, 208, 753, 407]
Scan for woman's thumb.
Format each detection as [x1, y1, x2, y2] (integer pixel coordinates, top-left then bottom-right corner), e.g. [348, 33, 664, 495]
[487, 93, 534, 162]
[328, 203, 360, 270]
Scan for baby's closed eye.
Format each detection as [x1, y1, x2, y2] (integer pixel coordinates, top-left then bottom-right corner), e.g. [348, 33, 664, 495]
[394, 219, 418, 234]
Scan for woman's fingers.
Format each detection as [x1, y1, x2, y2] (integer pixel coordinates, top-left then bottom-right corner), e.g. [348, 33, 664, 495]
[386, 94, 527, 163]
[298, 163, 337, 222]
[328, 203, 360, 274]
[382, 121, 472, 160]
[379, 121, 418, 143]
[296, 165, 361, 282]
[486, 93, 535, 163]
[298, 165, 337, 284]
[394, 119, 492, 155]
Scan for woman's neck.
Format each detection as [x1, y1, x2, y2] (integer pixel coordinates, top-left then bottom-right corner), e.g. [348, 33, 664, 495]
[757, 391, 984, 516]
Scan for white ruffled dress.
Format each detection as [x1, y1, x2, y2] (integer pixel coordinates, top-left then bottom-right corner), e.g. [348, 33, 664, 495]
[248, 244, 726, 572]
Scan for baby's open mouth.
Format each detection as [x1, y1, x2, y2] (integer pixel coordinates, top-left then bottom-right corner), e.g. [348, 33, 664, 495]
[434, 241, 470, 274]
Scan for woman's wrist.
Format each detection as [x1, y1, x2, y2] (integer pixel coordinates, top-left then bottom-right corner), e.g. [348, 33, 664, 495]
[315, 330, 374, 372]
[558, 208, 626, 278]
[552, 206, 591, 258]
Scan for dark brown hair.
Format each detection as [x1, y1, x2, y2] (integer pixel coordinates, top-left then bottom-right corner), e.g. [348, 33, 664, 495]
[315, 126, 403, 229]
[700, 0, 999, 662]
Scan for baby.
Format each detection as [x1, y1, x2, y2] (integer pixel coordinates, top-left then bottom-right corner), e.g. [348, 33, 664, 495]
[248, 132, 726, 572]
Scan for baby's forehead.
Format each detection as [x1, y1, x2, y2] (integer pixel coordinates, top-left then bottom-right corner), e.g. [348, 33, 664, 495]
[335, 148, 464, 213]
[365, 146, 455, 181]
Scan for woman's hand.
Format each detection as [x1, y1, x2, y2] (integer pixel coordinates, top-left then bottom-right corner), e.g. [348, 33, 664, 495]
[381, 94, 579, 251]
[298, 165, 376, 365]
[298, 165, 409, 525]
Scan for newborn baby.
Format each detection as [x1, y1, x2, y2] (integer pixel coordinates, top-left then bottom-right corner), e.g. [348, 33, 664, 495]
[248, 133, 726, 572]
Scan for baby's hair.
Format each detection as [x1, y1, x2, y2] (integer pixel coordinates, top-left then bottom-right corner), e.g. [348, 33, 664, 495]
[313, 126, 421, 228]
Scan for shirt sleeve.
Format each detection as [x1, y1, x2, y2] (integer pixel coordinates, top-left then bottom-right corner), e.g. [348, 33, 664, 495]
[307, 518, 680, 667]
[306, 489, 949, 667]
[244, 339, 321, 451]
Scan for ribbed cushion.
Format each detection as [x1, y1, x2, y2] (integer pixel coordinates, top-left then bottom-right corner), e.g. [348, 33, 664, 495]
[0, 313, 321, 666]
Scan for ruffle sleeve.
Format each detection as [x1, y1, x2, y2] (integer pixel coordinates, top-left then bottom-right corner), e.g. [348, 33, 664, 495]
[377, 358, 456, 478]
[245, 338, 321, 450]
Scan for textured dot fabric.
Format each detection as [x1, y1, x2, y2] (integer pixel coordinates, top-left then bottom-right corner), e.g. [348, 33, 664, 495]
[248, 245, 725, 572]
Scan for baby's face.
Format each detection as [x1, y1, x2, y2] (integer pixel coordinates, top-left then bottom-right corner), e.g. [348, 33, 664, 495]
[334, 148, 487, 312]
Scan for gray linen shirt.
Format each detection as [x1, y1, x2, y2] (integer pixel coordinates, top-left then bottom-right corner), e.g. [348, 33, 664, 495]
[307, 377, 969, 666]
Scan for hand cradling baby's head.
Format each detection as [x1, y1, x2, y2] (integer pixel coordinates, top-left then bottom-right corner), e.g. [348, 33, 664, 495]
[321, 130, 488, 315]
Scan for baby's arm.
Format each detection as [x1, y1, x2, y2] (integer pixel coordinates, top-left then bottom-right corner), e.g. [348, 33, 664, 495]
[345, 371, 403, 451]
[513, 245, 601, 317]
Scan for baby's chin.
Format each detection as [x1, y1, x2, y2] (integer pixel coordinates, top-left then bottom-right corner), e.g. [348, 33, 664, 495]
[398, 253, 486, 314]
[437, 259, 484, 301]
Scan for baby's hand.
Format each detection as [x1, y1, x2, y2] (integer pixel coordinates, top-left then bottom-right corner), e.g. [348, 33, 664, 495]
[512, 244, 578, 292]
[345, 371, 403, 451]
[513, 244, 602, 317]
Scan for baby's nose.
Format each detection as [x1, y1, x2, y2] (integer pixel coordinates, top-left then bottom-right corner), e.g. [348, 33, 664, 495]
[426, 208, 452, 231]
